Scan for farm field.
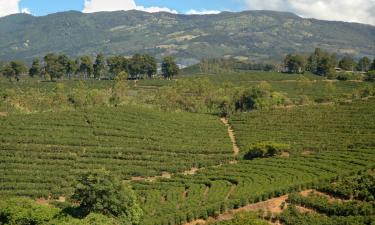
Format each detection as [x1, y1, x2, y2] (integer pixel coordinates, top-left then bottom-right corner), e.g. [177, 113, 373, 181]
[130, 99, 375, 224]
[0, 106, 233, 197]
[0, 72, 374, 225]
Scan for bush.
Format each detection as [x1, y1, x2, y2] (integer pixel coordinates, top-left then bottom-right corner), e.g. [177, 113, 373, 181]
[365, 71, 375, 82]
[0, 198, 60, 225]
[244, 142, 290, 160]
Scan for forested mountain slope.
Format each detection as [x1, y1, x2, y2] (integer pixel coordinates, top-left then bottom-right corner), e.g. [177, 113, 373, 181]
[0, 10, 375, 63]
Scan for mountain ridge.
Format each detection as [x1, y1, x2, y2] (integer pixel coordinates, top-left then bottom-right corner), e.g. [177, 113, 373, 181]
[1, 10, 374, 64]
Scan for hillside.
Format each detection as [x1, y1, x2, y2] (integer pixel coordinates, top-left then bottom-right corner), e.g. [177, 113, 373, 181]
[0, 10, 375, 64]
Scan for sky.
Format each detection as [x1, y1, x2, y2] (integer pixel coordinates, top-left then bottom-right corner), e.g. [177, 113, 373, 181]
[0, 0, 374, 26]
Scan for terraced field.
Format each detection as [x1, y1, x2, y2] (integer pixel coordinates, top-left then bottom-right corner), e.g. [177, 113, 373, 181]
[132, 99, 375, 224]
[1, 93, 374, 225]
[0, 106, 233, 197]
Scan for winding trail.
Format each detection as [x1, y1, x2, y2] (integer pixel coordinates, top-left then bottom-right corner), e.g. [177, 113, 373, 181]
[220, 118, 240, 156]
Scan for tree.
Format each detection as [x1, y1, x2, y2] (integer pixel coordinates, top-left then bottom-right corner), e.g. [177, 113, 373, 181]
[29, 58, 41, 77]
[129, 54, 144, 79]
[284, 54, 306, 74]
[79, 56, 94, 79]
[307, 48, 336, 76]
[44, 53, 65, 80]
[2, 61, 27, 81]
[143, 54, 157, 79]
[162, 56, 179, 79]
[339, 56, 356, 71]
[107, 56, 129, 78]
[370, 57, 375, 71]
[93, 53, 107, 79]
[2, 63, 16, 81]
[356, 57, 371, 72]
[66, 58, 78, 79]
[72, 170, 143, 224]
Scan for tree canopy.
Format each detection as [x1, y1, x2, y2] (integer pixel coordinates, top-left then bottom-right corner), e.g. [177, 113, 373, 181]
[162, 56, 179, 79]
[72, 170, 143, 224]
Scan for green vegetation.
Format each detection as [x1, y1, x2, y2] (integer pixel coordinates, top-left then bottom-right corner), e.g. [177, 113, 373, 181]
[1, 10, 375, 63]
[279, 171, 375, 225]
[244, 142, 290, 160]
[1, 52, 375, 225]
[0, 105, 233, 197]
[211, 212, 269, 225]
[72, 170, 143, 224]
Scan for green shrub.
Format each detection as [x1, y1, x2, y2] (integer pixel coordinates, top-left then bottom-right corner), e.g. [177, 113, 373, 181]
[244, 142, 290, 160]
[0, 198, 59, 225]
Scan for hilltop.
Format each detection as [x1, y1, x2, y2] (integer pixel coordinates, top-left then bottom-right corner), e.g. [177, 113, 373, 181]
[0, 10, 375, 64]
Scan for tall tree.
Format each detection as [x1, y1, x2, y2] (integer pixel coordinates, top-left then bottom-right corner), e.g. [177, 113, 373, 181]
[107, 56, 129, 77]
[338, 56, 356, 71]
[29, 58, 41, 77]
[66, 58, 78, 79]
[371, 57, 375, 71]
[307, 48, 336, 76]
[2, 63, 16, 81]
[356, 57, 371, 72]
[93, 53, 106, 79]
[44, 53, 65, 80]
[79, 56, 94, 79]
[2, 61, 27, 81]
[11, 61, 28, 81]
[129, 54, 144, 79]
[143, 54, 157, 79]
[284, 54, 306, 74]
[162, 56, 179, 79]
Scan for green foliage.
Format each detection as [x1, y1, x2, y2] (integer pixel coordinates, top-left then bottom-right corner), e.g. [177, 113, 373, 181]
[72, 170, 143, 224]
[339, 56, 356, 71]
[212, 212, 269, 225]
[0, 198, 59, 225]
[279, 205, 373, 225]
[244, 142, 290, 160]
[307, 48, 336, 77]
[284, 54, 306, 74]
[365, 71, 375, 82]
[79, 56, 94, 79]
[1, 11, 375, 64]
[29, 58, 41, 77]
[336, 73, 364, 81]
[234, 82, 291, 111]
[162, 56, 179, 79]
[357, 57, 371, 72]
[1, 61, 27, 81]
[288, 193, 374, 216]
[319, 171, 375, 201]
[93, 53, 107, 79]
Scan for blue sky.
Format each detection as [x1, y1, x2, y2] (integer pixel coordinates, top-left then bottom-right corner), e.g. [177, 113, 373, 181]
[19, 0, 246, 16]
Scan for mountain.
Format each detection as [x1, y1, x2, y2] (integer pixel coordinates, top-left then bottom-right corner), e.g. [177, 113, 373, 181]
[0, 10, 375, 65]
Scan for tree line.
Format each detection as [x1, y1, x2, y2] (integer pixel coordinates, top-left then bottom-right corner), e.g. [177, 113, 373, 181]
[284, 48, 375, 77]
[0, 53, 179, 81]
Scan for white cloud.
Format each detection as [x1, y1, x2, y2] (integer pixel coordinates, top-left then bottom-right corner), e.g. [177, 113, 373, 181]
[83, 0, 177, 14]
[186, 9, 221, 15]
[21, 8, 31, 14]
[0, 0, 20, 17]
[243, 0, 375, 25]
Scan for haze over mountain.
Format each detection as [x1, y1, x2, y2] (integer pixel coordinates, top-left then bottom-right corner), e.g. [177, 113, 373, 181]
[0, 10, 374, 65]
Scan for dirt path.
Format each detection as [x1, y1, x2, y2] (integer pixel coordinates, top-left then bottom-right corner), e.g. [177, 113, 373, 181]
[220, 118, 240, 156]
[0, 112, 7, 117]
